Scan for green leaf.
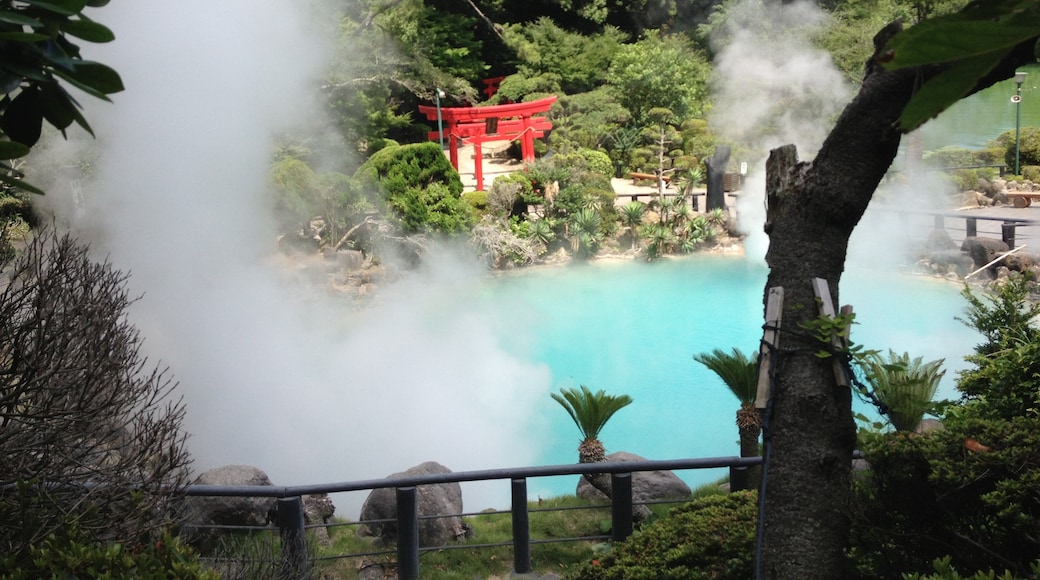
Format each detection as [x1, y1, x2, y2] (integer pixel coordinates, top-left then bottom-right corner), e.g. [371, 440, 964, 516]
[0, 140, 30, 160]
[0, 12, 44, 27]
[2, 87, 45, 146]
[22, 0, 89, 17]
[0, 57, 52, 84]
[38, 81, 78, 131]
[0, 31, 49, 42]
[51, 61, 122, 99]
[62, 18, 114, 43]
[899, 50, 1010, 131]
[885, 20, 1039, 69]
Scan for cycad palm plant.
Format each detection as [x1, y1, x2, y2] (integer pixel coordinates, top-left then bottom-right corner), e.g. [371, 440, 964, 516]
[552, 385, 633, 465]
[618, 202, 646, 249]
[694, 348, 762, 486]
[639, 223, 675, 260]
[862, 350, 945, 432]
[568, 207, 603, 258]
[552, 385, 634, 501]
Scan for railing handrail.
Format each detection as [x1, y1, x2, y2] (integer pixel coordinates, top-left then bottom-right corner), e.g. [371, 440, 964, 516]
[181, 455, 763, 497]
[869, 204, 1040, 225]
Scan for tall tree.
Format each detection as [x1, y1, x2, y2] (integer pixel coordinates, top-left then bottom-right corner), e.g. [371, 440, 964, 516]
[756, 2, 1039, 577]
[605, 32, 710, 125]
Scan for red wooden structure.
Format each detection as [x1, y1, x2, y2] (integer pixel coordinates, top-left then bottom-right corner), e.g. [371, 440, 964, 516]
[417, 95, 557, 191]
[480, 76, 507, 99]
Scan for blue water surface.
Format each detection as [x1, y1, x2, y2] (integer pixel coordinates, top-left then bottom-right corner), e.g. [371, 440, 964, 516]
[481, 256, 978, 498]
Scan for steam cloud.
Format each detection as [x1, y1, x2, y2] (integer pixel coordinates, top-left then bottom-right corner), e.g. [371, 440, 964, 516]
[33, 1, 552, 515]
[706, 0, 971, 393]
[708, 0, 958, 266]
[709, 0, 853, 261]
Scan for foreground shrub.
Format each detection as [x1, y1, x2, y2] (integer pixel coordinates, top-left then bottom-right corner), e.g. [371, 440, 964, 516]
[0, 230, 191, 563]
[568, 491, 756, 580]
[1, 528, 216, 579]
[850, 280, 1040, 579]
[850, 415, 1040, 579]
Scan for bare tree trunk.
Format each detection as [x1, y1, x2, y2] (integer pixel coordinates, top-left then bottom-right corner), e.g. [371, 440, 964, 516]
[756, 24, 1037, 579]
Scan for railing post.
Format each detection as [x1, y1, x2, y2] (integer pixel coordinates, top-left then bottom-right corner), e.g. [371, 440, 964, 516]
[511, 478, 531, 574]
[611, 473, 634, 542]
[1002, 221, 1017, 248]
[966, 217, 977, 238]
[396, 487, 420, 580]
[934, 214, 945, 230]
[276, 496, 308, 580]
[730, 464, 750, 492]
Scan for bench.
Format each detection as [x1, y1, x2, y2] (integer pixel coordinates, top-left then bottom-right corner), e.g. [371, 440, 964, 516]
[630, 172, 671, 186]
[1007, 192, 1040, 208]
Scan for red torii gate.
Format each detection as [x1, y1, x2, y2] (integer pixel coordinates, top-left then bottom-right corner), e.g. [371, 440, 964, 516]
[417, 95, 557, 191]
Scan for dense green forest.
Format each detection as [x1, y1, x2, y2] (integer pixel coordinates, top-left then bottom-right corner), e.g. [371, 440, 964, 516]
[0, 0, 992, 267]
[253, 0, 986, 267]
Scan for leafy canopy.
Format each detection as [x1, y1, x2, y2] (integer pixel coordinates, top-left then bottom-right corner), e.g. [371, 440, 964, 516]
[605, 32, 710, 125]
[0, 0, 123, 193]
[884, 0, 1040, 130]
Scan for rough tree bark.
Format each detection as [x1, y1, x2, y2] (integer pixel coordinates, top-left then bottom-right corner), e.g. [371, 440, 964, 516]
[757, 23, 1037, 579]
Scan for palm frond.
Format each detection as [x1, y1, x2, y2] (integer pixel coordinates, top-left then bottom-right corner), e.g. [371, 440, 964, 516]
[551, 385, 633, 441]
[693, 347, 758, 405]
[863, 350, 945, 432]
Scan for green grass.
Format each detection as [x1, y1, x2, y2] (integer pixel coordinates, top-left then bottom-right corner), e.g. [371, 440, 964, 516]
[191, 479, 730, 578]
[315, 495, 613, 578]
[313, 480, 728, 579]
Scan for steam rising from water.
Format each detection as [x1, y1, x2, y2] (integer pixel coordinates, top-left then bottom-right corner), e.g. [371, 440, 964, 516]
[33, 1, 552, 515]
[709, 0, 853, 261]
[709, 0, 959, 266]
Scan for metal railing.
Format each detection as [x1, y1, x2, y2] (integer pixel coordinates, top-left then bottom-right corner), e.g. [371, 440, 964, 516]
[181, 455, 763, 579]
[868, 205, 1040, 250]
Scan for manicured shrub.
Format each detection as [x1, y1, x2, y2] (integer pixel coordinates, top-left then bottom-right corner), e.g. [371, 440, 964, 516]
[568, 491, 756, 580]
[462, 190, 488, 211]
[556, 148, 614, 180]
[991, 127, 1040, 170]
[923, 146, 978, 168]
[354, 142, 471, 235]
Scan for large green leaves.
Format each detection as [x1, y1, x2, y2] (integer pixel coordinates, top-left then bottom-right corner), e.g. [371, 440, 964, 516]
[0, 0, 120, 193]
[884, 0, 1040, 130]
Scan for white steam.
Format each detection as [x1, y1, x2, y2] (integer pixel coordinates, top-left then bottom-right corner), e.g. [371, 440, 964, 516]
[709, 0, 852, 261]
[709, 0, 961, 268]
[32, 1, 552, 515]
